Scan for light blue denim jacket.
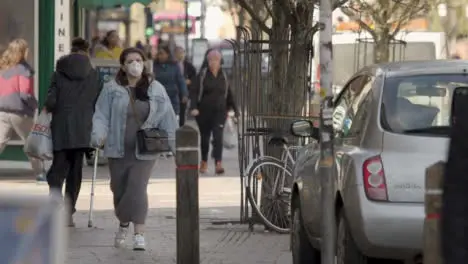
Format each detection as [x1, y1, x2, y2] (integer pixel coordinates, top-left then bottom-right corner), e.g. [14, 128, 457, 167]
[91, 79, 178, 160]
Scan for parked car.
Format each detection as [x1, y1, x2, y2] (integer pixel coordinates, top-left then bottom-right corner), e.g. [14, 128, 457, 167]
[289, 60, 468, 264]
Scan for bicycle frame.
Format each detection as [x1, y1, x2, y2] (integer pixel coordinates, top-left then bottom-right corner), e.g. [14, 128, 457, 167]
[271, 144, 298, 195]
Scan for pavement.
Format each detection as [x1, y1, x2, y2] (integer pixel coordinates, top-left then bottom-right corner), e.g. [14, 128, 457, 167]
[0, 127, 292, 264]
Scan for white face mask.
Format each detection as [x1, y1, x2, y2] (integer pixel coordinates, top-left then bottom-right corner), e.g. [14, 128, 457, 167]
[126, 61, 144, 77]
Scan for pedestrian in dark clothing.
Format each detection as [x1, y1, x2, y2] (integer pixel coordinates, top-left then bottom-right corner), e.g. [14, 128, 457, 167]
[175, 46, 196, 126]
[135, 40, 144, 51]
[44, 38, 101, 227]
[190, 49, 238, 175]
[153, 46, 188, 118]
[199, 48, 224, 73]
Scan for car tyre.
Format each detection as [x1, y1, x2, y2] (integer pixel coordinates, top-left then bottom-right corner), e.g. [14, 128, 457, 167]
[337, 210, 371, 264]
[337, 210, 404, 264]
[291, 199, 321, 264]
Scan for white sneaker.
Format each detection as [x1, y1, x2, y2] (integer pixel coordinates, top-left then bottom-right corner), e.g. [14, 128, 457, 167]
[114, 226, 129, 248]
[133, 234, 146, 251]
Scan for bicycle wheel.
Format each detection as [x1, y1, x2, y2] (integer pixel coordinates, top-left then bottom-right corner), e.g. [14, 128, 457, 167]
[246, 157, 292, 233]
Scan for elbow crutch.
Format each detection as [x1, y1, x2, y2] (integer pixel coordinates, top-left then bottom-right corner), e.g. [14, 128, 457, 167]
[88, 148, 99, 228]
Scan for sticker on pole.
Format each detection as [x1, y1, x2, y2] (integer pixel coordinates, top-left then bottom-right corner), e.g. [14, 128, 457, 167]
[320, 156, 334, 167]
[320, 88, 327, 98]
[0, 193, 67, 264]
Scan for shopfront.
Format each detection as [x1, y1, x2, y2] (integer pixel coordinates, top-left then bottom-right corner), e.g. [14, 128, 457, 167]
[0, 0, 149, 162]
[0, 0, 41, 161]
[0, 0, 66, 161]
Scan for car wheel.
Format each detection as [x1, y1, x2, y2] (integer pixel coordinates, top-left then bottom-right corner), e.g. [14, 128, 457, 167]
[337, 210, 404, 264]
[336, 210, 369, 264]
[291, 199, 321, 264]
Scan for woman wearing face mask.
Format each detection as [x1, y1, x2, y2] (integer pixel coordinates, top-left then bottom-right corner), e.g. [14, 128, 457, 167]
[189, 49, 239, 174]
[153, 46, 188, 120]
[91, 47, 177, 250]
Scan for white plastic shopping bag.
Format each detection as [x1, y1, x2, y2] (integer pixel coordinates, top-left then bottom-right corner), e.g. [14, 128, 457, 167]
[223, 113, 237, 149]
[24, 112, 53, 160]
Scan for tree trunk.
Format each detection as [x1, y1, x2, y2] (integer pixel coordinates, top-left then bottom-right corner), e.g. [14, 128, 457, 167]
[257, 4, 314, 230]
[374, 30, 391, 63]
[446, 1, 458, 56]
[286, 23, 311, 115]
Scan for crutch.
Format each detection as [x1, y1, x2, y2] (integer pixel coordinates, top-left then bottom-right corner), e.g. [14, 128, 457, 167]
[88, 148, 99, 228]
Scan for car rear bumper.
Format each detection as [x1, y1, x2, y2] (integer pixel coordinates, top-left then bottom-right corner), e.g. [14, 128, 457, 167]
[344, 185, 424, 259]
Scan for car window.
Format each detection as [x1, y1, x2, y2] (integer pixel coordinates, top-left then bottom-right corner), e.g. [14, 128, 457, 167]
[382, 74, 468, 136]
[344, 76, 374, 138]
[333, 75, 372, 137]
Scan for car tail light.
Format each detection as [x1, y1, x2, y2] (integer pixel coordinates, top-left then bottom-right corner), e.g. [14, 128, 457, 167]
[363, 156, 388, 201]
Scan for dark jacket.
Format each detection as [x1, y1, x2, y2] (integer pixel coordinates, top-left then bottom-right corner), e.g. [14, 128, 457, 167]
[0, 62, 37, 117]
[153, 61, 188, 115]
[181, 60, 197, 91]
[189, 68, 238, 114]
[44, 53, 100, 151]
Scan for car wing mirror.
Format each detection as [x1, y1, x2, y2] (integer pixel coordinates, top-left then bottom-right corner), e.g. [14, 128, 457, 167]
[290, 120, 320, 141]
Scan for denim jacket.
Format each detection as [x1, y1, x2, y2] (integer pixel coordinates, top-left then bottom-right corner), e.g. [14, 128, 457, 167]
[91, 79, 178, 160]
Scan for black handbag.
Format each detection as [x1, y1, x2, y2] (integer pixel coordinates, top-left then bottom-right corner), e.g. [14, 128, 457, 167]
[128, 89, 171, 155]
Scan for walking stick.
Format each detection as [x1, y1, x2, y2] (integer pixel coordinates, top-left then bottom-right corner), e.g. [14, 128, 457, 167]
[88, 148, 99, 228]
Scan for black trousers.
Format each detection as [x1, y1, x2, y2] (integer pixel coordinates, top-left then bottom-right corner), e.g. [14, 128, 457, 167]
[47, 149, 85, 215]
[196, 109, 226, 162]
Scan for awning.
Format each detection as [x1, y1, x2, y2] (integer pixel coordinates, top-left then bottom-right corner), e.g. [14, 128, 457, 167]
[77, 0, 153, 9]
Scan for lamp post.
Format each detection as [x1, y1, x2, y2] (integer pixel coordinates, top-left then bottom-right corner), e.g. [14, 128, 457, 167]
[184, 0, 189, 53]
[319, 0, 336, 262]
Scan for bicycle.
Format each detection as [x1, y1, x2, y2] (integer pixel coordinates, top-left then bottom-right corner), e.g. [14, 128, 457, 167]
[244, 127, 300, 234]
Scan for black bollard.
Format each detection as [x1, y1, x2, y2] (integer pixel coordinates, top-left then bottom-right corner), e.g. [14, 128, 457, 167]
[175, 125, 200, 264]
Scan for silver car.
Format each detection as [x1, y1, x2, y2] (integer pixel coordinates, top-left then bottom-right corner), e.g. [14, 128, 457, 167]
[289, 60, 468, 264]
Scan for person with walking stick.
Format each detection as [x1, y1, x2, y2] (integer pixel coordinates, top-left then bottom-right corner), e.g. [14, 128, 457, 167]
[43, 38, 100, 227]
[91, 47, 177, 251]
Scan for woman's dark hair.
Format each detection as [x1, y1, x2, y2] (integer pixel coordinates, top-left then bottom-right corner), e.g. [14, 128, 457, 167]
[71, 37, 90, 53]
[102, 30, 117, 49]
[115, 47, 152, 101]
[154, 45, 174, 63]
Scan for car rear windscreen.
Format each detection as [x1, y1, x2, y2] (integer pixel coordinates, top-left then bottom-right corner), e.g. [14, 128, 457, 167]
[381, 74, 468, 136]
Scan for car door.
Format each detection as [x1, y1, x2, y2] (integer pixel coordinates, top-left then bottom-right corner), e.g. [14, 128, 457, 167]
[300, 76, 364, 238]
[337, 75, 375, 189]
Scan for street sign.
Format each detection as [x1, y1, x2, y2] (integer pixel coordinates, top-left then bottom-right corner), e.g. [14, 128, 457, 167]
[91, 59, 120, 85]
[0, 193, 66, 264]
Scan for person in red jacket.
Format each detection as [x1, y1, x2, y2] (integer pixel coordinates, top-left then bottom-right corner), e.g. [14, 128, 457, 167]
[0, 38, 43, 181]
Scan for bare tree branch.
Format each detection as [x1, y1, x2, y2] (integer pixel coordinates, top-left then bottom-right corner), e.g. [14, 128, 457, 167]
[235, 0, 272, 35]
[226, 0, 240, 27]
[333, 0, 348, 9]
[263, 0, 275, 21]
[340, 6, 377, 39]
[389, 0, 429, 37]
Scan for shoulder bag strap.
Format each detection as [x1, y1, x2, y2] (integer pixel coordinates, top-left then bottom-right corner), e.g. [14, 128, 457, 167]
[223, 71, 229, 98]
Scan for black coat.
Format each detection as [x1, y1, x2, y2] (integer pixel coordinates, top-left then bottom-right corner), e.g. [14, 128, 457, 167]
[182, 60, 197, 91]
[44, 53, 100, 151]
[189, 68, 238, 114]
